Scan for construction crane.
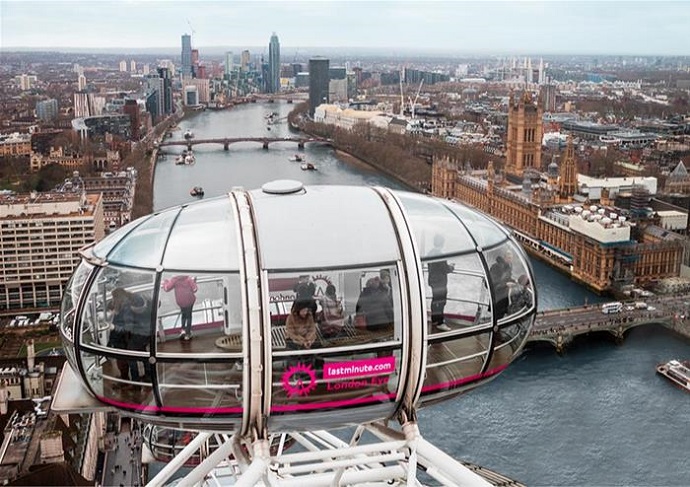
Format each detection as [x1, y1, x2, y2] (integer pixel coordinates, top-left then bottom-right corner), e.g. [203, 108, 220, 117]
[187, 19, 196, 36]
[409, 79, 424, 119]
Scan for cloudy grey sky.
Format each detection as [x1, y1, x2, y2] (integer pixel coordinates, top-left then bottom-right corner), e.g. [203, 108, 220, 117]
[1, 0, 688, 55]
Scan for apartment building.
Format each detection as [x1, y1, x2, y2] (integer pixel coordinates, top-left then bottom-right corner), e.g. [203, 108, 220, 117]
[0, 191, 105, 311]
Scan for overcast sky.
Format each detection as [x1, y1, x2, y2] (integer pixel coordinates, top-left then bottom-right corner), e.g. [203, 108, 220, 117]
[1, 0, 689, 55]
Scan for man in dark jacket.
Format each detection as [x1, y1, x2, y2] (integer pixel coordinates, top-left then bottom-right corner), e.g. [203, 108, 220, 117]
[356, 277, 394, 330]
[428, 235, 454, 332]
[293, 275, 317, 318]
[490, 250, 515, 320]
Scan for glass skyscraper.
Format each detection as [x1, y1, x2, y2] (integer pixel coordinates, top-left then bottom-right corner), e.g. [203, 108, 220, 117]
[268, 33, 280, 93]
[181, 34, 192, 78]
[225, 51, 234, 77]
[157, 67, 173, 114]
[308, 57, 330, 117]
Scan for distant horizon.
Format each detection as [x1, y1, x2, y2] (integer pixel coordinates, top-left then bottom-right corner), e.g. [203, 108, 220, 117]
[2, 1, 689, 57]
[2, 45, 688, 59]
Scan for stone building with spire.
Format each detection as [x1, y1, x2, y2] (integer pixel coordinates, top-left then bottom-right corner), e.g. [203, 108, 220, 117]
[432, 138, 684, 293]
[505, 91, 543, 178]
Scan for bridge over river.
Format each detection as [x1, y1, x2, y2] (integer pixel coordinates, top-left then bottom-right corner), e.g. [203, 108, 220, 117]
[528, 294, 690, 352]
[158, 136, 332, 151]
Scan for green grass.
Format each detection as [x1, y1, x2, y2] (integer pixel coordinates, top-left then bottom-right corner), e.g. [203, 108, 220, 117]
[17, 340, 63, 358]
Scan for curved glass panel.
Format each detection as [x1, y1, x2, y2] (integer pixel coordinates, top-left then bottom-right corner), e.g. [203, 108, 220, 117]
[62, 339, 77, 372]
[107, 208, 180, 268]
[485, 241, 534, 323]
[60, 261, 93, 342]
[157, 360, 244, 414]
[423, 253, 492, 336]
[162, 198, 240, 271]
[421, 332, 490, 398]
[252, 186, 400, 269]
[81, 266, 155, 358]
[143, 426, 206, 465]
[79, 274, 115, 350]
[267, 266, 402, 352]
[267, 265, 401, 422]
[488, 316, 533, 371]
[91, 215, 150, 260]
[156, 272, 242, 357]
[81, 350, 155, 408]
[396, 192, 476, 257]
[443, 200, 508, 249]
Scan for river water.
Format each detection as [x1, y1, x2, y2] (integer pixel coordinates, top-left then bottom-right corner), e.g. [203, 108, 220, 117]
[153, 102, 689, 486]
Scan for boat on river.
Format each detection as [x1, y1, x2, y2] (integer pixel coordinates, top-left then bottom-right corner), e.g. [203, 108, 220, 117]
[301, 163, 316, 171]
[175, 150, 195, 165]
[184, 129, 194, 139]
[656, 359, 690, 391]
[288, 154, 304, 162]
[189, 186, 204, 197]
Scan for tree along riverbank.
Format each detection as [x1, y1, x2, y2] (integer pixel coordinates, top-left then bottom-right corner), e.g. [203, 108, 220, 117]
[288, 102, 497, 194]
[129, 113, 182, 219]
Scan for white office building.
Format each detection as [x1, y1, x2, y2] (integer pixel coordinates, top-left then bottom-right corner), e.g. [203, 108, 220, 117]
[0, 191, 105, 309]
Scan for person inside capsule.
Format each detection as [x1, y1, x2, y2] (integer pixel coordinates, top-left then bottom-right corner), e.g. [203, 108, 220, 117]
[285, 299, 318, 351]
[488, 244, 534, 320]
[355, 276, 394, 331]
[318, 284, 345, 338]
[427, 234, 455, 332]
[106, 287, 152, 397]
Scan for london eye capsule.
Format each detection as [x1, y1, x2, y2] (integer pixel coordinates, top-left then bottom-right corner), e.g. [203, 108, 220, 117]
[58, 182, 536, 433]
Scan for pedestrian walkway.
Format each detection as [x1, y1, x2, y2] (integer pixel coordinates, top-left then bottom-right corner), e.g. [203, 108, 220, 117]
[102, 421, 142, 487]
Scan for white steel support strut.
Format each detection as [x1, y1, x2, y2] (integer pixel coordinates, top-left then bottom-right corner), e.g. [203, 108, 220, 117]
[142, 422, 502, 486]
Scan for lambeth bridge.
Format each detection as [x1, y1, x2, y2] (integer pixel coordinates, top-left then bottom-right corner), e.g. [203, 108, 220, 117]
[158, 136, 332, 152]
[528, 294, 690, 353]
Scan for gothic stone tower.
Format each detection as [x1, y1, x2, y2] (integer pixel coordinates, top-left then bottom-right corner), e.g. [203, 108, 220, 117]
[506, 91, 543, 177]
[558, 137, 578, 200]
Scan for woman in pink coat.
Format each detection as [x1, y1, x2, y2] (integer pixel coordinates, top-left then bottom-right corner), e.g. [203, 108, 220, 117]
[163, 275, 198, 340]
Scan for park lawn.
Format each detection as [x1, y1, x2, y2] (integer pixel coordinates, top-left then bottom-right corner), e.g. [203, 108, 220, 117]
[17, 340, 63, 358]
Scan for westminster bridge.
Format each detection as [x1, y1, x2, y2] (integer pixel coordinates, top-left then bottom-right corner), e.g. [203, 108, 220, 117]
[528, 294, 690, 353]
[158, 136, 332, 152]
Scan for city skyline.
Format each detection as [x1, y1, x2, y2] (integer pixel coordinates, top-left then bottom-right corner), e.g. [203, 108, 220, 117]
[1, 0, 689, 56]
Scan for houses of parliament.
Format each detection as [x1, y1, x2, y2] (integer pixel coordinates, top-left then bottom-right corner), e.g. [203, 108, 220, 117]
[431, 92, 684, 293]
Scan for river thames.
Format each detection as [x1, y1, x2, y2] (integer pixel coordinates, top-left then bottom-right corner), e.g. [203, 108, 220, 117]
[153, 101, 689, 486]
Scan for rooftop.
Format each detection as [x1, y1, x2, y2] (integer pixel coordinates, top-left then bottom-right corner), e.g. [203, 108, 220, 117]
[0, 192, 101, 219]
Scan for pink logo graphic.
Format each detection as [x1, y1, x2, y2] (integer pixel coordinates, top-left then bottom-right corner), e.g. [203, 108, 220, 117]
[281, 363, 317, 398]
